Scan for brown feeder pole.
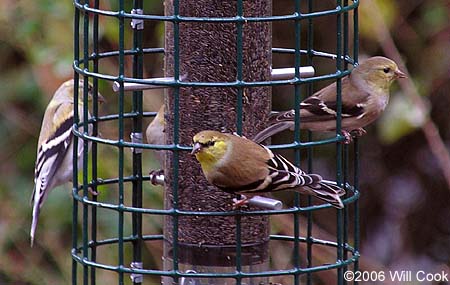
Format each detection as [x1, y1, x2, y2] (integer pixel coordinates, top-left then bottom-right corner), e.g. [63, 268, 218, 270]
[163, 0, 272, 284]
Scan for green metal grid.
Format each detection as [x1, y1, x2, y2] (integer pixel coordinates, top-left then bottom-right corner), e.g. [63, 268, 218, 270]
[72, 0, 360, 284]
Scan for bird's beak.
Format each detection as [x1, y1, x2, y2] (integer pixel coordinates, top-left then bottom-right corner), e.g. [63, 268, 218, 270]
[395, 69, 407, 79]
[191, 142, 202, 155]
[97, 93, 106, 104]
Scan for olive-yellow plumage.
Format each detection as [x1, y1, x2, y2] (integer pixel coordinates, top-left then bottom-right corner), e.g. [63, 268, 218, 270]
[192, 130, 345, 208]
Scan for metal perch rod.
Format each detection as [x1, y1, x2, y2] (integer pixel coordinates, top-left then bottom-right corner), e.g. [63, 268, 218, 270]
[148, 173, 283, 210]
[112, 66, 315, 92]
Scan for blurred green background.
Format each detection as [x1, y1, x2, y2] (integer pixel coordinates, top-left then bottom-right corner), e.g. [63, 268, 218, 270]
[0, 0, 449, 284]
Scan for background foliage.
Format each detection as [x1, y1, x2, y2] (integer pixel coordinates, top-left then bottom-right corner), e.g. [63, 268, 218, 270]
[0, 0, 449, 284]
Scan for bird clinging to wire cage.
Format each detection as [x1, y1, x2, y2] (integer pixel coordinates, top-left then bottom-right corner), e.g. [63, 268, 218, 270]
[253, 56, 406, 144]
[146, 104, 165, 166]
[30, 79, 105, 246]
[191, 130, 345, 208]
[145, 104, 166, 185]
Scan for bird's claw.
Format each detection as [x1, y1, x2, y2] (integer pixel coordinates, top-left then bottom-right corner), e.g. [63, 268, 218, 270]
[341, 128, 366, 144]
[341, 130, 353, 144]
[88, 187, 99, 196]
[350, 128, 366, 137]
[232, 195, 250, 209]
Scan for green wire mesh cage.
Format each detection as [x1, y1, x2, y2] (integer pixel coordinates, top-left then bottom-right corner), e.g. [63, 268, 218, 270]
[72, 0, 360, 284]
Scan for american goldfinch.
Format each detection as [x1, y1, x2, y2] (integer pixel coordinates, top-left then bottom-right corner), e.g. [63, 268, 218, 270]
[145, 105, 166, 184]
[145, 104, 165, 165]
[31, 79, 105, 246]
[192, 130, 345, 208]
[253, 56, 406, 143]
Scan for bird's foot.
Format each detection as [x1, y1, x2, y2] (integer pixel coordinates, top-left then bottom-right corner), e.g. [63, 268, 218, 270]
[341, 128, 366, 144]
[350, 128, 366, 138]
[149, 169, 165, 186]
[341, 130, 353, 144]
[232, 195, 250, 209]
[88, 187, 99, 196]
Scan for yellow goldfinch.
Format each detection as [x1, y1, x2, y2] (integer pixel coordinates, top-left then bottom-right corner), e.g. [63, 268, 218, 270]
[192, 130, 345, 208]
[31, 79, 105, 246]
[253, 56, 407, 143]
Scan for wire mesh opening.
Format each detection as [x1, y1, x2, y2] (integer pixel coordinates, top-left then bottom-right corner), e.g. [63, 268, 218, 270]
[72, 0, 360, 284]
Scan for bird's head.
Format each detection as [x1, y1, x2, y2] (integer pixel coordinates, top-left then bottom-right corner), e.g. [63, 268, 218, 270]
[76, 80, 106, 104]
[54, 79, 106, 105]
[191, 130, 230, 171]
[354, 56, 406, 90]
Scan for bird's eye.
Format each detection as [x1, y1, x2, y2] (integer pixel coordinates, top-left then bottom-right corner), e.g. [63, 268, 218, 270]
[383, 67, 391, 73]
[206, 141, 215, 147]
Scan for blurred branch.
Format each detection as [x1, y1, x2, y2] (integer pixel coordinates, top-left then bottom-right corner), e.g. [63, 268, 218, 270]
[366, 0, 450, 190]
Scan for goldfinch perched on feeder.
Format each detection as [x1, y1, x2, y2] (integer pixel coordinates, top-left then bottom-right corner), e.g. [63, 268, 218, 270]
[31, 79, 105, 246]
[253, 56, 407, 143]
[192, 130, 345, 208]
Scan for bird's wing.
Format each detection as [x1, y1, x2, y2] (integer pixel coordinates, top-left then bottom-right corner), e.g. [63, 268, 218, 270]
[215, 146, 320, 194]
[299, 79, 368, 122]
[267, 148, 345, 208]
[32, 103, 75, 204]
[265, 148, 346, 209]
[265, 152, 322, 191]
[300, 99, 366, 121]
[31, 103, 74, 245]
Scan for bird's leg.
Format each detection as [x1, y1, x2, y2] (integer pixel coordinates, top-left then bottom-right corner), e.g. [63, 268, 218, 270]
[232, 195, 250, 209]
[350, 128, 367, 137]
[149, 169, 165, 186]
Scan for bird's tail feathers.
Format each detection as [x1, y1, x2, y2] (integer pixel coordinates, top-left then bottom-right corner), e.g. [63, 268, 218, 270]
[29, 184, 36, 207]
[317, 180, 346, 196]
[30, 200, 40, 247]
[305, 180, 346, 209]
[30, 182, 45, 247]
[253, 122, 294, 143]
